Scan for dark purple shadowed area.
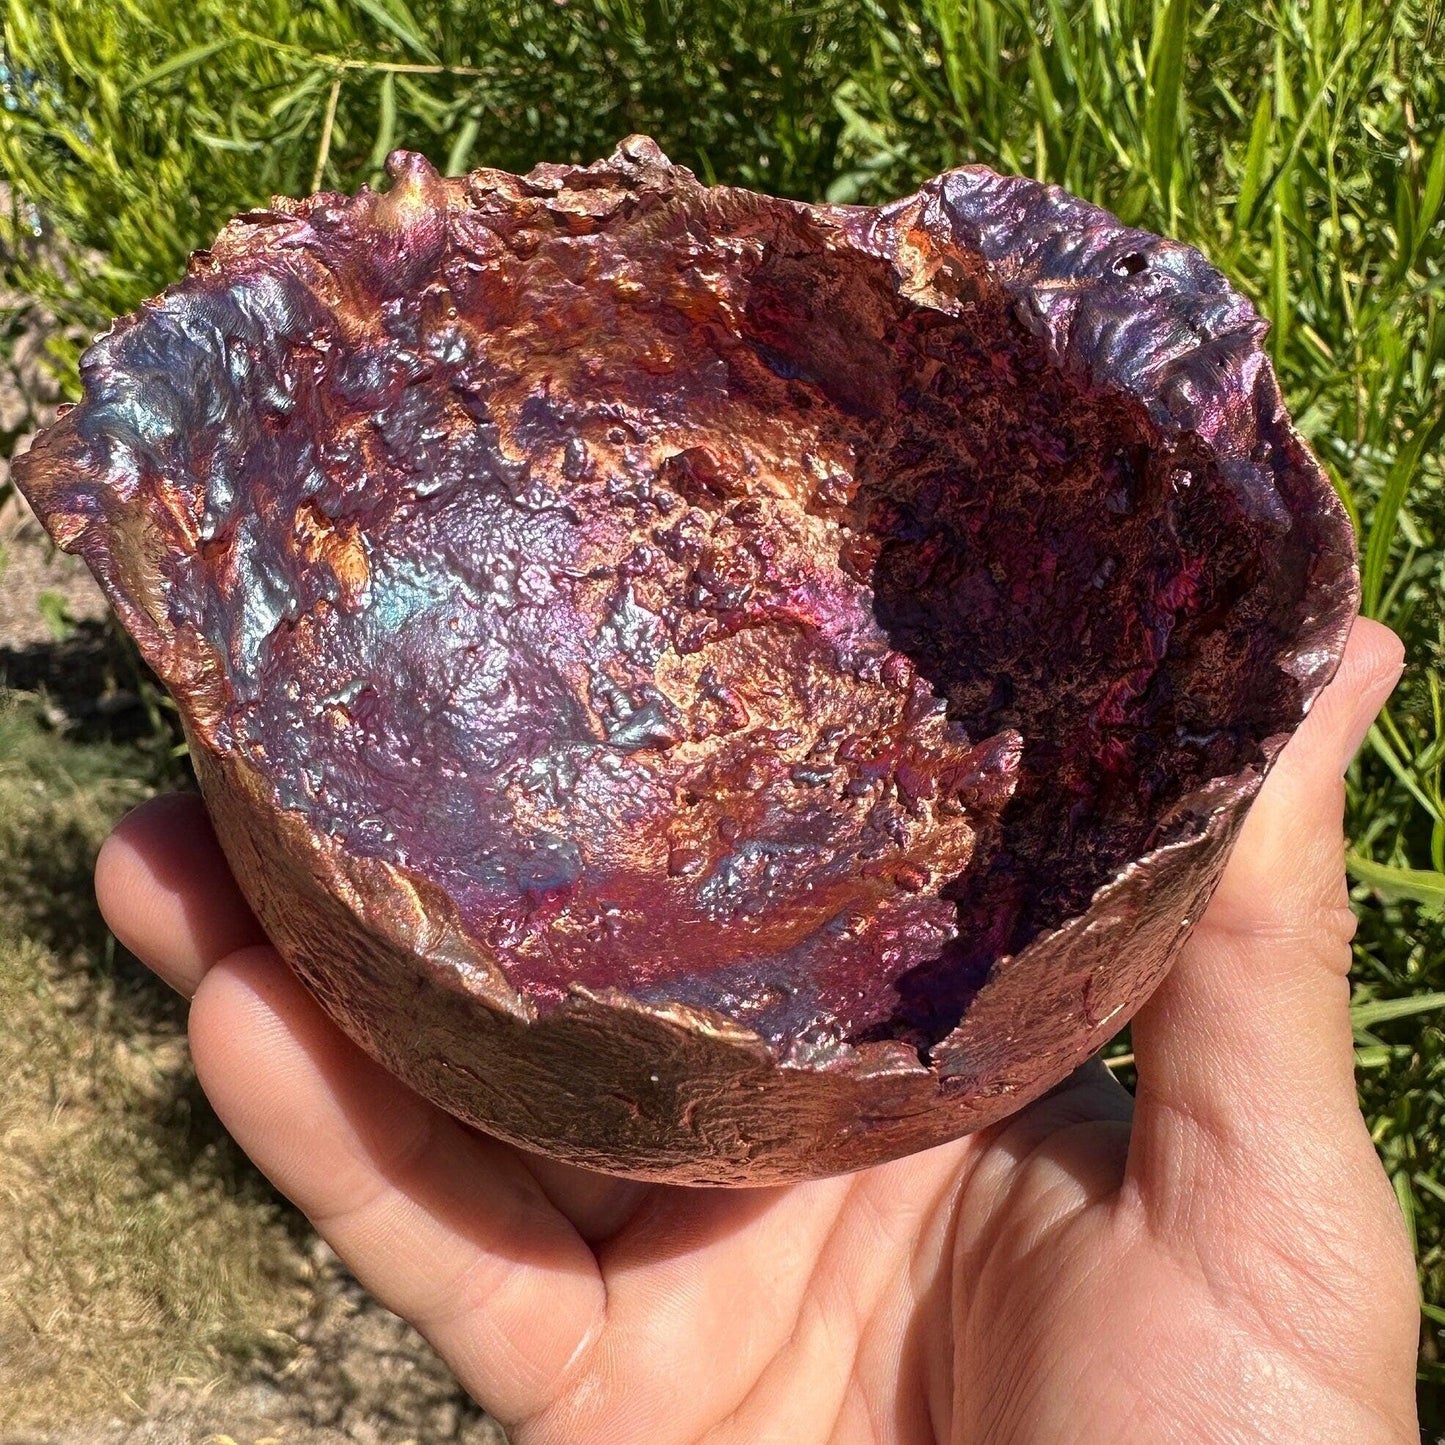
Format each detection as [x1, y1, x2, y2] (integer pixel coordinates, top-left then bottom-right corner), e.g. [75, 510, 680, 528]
[40, 157, 1325, 1059]
[733, 238, 1304, 1048]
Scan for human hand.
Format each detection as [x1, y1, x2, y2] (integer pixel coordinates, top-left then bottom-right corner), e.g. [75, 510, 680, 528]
[96, 617, 1419, 1443]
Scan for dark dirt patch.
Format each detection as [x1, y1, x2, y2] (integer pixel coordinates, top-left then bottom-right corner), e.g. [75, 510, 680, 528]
[1, 1242, 504, 1445]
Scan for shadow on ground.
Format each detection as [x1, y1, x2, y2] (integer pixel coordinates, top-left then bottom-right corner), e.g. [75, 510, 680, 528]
[0, 634, 499, 1443]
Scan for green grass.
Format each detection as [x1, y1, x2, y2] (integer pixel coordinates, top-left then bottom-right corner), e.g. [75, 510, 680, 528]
[1, 0, 1443, 1424]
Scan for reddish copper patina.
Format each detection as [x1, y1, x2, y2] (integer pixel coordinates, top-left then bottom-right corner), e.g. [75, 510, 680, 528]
[15, 139, 1358, 1183]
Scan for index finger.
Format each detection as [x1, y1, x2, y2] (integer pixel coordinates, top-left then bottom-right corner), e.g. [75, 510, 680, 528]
[95, 791, 266, 997]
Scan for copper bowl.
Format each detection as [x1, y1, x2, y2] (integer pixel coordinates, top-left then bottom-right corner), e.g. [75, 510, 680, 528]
[14, 139, 1357, 1183]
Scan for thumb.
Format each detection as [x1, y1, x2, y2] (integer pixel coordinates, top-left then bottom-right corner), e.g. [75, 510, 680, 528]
[1126, 616, 1405, 1213]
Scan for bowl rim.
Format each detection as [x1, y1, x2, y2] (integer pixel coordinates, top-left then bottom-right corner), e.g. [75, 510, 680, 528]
[12, 137, 1360, 1090]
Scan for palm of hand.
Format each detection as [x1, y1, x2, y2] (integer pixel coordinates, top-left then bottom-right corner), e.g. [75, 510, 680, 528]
[483, 1060, 1400, 1445]
[98, 621, 1418, 1444]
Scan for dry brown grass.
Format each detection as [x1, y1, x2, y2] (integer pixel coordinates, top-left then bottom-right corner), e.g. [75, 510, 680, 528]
[0, 682, 500, 1443]
[0, 692, 306, 1430]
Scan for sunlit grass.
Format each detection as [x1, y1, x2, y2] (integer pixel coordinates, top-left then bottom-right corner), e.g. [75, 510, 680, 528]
[1, 0, 1442, 1419]
[828, 17, 1445, 1405]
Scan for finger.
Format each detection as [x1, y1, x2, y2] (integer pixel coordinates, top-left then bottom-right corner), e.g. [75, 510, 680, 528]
[1039, 1055, 1134, 1117]
[95, 792, 266, 997]
[538, 1147, 962, 1445]
[980, 1057, 1134, 1173]
[521, 1153, 651, 1244]
[101, 800, 666, 1240]
[956, 1058, 1133, 1277]
[189, 946, 606, 1427]
[1127, 617, 1405, 1208]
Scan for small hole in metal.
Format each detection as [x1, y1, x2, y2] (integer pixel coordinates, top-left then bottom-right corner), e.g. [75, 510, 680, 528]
[1113, 252, 1147, 277]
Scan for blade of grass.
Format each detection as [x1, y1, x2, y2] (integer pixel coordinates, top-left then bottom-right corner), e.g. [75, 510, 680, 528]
[1417, 1173, 1445, 1209]
[1026, 43, 1064, 159]
[1145, 0, 1190, 224]
[1351, 992, 1445, 1030]
[444, 112, 480, 176]
[1244, 21, 1372, 231]
[1369, 714, 1445, 826]
[1362, 408, 1445, 616]
[310, 74, 342, 192]
[1234, 81, 1273, 238]
[368, 70, 397, 176]
[345, 0, 438, 63]
[121, 36, 236, 95]
[1411, 130, 1445, 270]
[1394, 1168, 1419, 1258]
[1348, 852, 1445, 907]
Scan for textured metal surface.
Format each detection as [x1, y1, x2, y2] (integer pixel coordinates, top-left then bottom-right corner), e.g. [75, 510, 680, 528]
[15, 138, 1358, 1183]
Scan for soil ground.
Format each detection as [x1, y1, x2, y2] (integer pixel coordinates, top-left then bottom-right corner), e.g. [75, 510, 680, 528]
[0, 508, 505, 1443]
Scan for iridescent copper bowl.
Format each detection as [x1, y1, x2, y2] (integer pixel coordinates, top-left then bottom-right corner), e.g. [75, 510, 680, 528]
[15, 139, 1357, 1183]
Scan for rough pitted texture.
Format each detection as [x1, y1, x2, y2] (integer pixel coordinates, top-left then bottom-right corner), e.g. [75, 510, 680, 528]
[15, 139, 1358, 1182]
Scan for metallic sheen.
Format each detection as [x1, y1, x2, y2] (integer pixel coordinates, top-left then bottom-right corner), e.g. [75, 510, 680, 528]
[15, 139, 1358, 1183]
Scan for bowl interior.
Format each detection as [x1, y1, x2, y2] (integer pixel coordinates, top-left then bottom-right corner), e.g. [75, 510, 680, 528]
[68, 181, 1314, 1054]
